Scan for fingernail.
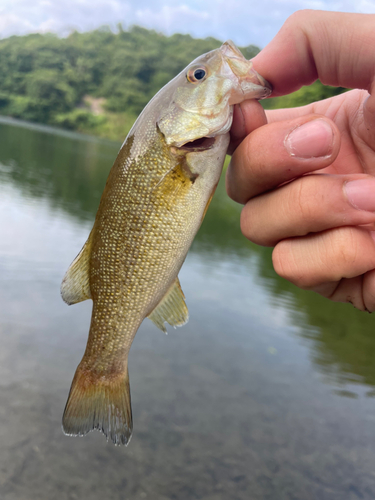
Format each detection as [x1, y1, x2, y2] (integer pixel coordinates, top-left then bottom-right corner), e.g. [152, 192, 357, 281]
[345, 179, 375, 212]
[285, 119, 334, 158]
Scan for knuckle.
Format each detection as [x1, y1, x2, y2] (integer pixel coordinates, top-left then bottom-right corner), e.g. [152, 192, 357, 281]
[285, 175, 334, 234]
[287, 178, 316, 225]
[272, 242, 290, 279]
[272, 240, 307, 287]
[240, 205, 253, 240]
[331, 227, 359, 271]
[285, 10, 311, 28]
[273, 238, 318, 289]
[240, 204, 273, 246]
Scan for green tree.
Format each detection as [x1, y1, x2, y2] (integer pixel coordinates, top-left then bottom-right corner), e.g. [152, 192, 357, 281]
[0, 27, 347, 140]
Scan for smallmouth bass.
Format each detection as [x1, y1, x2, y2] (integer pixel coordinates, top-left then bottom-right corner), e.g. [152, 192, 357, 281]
[61, 41, 271, 445]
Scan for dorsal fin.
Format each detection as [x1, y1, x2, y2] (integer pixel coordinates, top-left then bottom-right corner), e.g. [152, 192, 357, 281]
[61, 229, 94, 305]
[148, 277, 189, 333]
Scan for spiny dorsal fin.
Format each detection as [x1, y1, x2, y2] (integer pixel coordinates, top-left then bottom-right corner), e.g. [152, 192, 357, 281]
[60, 229, 94, 305]
[148, 277, 189, 333]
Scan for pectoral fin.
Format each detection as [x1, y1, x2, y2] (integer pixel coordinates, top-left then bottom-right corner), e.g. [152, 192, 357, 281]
[61, 229, 94, 305]
[148, 277, 189, 333]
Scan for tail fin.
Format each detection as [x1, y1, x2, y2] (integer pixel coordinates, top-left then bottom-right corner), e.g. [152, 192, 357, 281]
[62, 365, 133, 446]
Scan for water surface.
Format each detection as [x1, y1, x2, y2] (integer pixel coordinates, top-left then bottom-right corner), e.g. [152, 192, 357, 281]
[1, 118, 375, 500]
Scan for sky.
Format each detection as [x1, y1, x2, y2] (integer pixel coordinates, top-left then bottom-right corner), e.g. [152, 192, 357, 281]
[0, 0, 375, 48]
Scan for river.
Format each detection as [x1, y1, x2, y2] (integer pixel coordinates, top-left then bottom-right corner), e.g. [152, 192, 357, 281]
[1, 117, 375, 500]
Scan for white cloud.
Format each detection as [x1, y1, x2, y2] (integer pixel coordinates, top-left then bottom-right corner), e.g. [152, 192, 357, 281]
[0, 0, 375, 47]
[0, 13, 34, 37]
[0, 0, 132, 38]
[134, 5, 210, 34]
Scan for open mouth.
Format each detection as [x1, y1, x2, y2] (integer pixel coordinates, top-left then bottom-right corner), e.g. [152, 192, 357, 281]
[179, 136, 216, 152]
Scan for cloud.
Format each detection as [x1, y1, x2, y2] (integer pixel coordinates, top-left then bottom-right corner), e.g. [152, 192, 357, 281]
[0, 0, 375, 48]
[0, 0, 131, 37]
[0, 12, 34, 37]
[133, 5, 210, 35]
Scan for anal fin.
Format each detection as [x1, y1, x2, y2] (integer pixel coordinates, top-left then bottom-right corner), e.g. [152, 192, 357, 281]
[148, 277, 189, 333]
[61, 229, 94, 305]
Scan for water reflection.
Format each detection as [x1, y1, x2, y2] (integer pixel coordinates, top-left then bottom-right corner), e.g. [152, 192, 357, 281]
[2, 116, 375, 391]
[254, 243, 375, 391]
[0, 117, 116, 221]
[1, 118, 375, 499]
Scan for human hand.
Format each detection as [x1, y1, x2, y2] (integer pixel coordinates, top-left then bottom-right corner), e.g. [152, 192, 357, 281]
[227, 10, 375, 311]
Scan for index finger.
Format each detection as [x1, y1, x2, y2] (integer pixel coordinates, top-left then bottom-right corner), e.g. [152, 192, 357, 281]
[226, 114, 341, 204]
[252, 10, 375, 96]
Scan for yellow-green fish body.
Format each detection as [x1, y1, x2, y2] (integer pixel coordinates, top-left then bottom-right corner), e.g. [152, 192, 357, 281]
[61, 41, 271, 445]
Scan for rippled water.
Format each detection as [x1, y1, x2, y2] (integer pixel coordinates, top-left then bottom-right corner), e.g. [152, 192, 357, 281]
[1, 117, 375, 500]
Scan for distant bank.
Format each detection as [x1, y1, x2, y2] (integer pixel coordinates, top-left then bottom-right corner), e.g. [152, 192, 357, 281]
[0, 27, 346, 141]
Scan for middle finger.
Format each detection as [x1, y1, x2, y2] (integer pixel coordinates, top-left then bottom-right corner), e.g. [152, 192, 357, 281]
[241, 174, 375, 247]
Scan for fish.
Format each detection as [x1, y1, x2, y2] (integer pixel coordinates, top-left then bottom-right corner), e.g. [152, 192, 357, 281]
[60, 40, 272, 445]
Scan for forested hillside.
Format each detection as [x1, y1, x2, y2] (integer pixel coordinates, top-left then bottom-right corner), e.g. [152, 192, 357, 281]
[0, 26, 347, 141]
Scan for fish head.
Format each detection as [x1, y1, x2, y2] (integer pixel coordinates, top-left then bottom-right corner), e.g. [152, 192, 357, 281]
[157, 40, 272, 149]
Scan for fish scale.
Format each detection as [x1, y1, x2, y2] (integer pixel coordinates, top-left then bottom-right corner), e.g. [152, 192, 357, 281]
[89, 133, 202, 355]
[60, 40, 271, 445]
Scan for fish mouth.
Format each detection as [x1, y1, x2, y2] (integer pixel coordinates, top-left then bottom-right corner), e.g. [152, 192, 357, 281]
[178, 136, 216, 152]
[177, 112, 233, 152]
[220, 40, 272, 102]
[239, 73, 272, 100]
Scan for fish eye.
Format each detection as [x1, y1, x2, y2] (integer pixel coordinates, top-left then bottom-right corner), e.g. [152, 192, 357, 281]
[187, 66, 207, 83]
[194, 69, 206, 80]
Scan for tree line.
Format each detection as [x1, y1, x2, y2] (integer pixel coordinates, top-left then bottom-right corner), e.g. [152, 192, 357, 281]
[0, 26, 346, 141]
